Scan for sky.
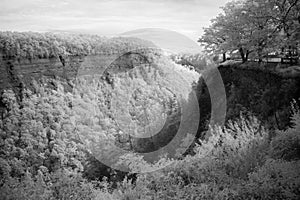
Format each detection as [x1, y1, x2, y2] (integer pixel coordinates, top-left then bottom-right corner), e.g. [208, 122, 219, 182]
[0, 0, 231, 42]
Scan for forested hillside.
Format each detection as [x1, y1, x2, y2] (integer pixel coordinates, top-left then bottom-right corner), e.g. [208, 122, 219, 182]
[1, 81, 300, 199]
[0, 31, 156, 59]
[0, 31, 203, 199]
[0, 30, 299, 200]
[0, 0, 300, 198]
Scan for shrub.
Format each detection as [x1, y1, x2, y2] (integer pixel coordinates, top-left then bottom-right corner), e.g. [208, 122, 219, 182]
[236, 159, 300, 200]
[269, 106, 300, 161]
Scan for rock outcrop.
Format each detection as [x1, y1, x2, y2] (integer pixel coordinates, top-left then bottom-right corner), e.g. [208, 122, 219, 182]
[0, 56, 84, 95]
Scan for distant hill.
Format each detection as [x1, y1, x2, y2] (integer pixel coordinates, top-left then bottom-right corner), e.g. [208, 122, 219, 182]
[120, 28, 203, 54]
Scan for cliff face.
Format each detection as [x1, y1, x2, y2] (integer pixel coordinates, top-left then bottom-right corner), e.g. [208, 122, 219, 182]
[0, 51, 159, 94]
[196, 63, 300, 137]
[0, 56, 84, 95]
[0, 31, 159, 95]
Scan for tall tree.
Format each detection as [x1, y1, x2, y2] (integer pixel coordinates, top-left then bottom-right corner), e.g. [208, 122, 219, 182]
[198, 14, 229, 62]
[199, 0, 300, 63]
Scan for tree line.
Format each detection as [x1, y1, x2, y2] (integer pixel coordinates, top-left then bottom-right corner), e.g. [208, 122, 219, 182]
[0, 31, 156, 60]
[199, 0, 300, 63]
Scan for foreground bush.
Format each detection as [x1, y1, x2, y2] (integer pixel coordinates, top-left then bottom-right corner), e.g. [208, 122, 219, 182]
[0, 170, 96, 200]
[100, 111, 300, 200]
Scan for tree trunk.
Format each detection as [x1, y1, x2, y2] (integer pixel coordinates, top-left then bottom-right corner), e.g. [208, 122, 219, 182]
[222, 53, 226, 62]
[274, 111, 280, 130]
[258, 43, 263, 63]
[281, 47, 285, 63]
[239, 47, 247, 63]
[258, 51, 263, 63]
[288, 46, 293, 65]
[245, 50, 249, 62]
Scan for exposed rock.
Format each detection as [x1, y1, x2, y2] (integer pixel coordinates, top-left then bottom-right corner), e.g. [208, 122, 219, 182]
[0, 56, 84, 93]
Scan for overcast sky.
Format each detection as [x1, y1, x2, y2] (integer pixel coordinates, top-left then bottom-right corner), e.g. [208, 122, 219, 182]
[0, 0, 231, 41]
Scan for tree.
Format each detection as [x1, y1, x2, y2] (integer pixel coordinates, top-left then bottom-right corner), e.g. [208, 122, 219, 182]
[199, 1, 255, 62]
[198, 14, 229, 62]
[199, 0, 300, 63]
[273, 0, 300, 63]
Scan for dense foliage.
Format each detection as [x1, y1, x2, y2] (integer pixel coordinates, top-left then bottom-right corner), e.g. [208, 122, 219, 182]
[0, 44, 199, 199]
[0, 28, 299, 199]
[218, 65, 300, 129]
[199, 0, 300, 62]
[0, 31, 156, 60]
[91, 110, 300, 200]
[0, 53, 299, 199]
[1, 84, 299, 199]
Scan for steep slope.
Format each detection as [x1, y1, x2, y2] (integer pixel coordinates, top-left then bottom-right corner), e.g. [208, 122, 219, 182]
[0, 32, 202, 178]
[195, 62, 300, 139]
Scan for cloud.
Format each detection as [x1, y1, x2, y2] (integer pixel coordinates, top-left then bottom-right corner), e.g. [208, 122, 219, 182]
[0, 0, 231, 41]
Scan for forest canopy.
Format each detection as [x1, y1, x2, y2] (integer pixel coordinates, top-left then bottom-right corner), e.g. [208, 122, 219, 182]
[199, 0, 300, 63]
[0, 31, 156, 60]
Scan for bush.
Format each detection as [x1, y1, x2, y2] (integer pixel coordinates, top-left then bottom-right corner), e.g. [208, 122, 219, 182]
[103, 112, 300, 200]
[0, 169, 97, 200]
[269, 107, 300, 161]
[237, 159, 300, 200]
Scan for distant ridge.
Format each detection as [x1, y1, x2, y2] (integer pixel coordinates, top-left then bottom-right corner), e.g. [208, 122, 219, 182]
[120, 28, 203, 54]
